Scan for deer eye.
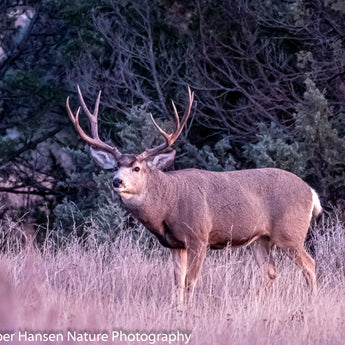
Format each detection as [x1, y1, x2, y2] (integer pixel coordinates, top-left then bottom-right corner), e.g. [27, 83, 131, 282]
[133, 167, 140, 172]
[113, 166, 119, 171]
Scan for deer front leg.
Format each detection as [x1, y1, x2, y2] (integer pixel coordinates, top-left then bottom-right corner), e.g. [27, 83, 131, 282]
[185, 245, 207, 306]
[170, 248, 187, 311]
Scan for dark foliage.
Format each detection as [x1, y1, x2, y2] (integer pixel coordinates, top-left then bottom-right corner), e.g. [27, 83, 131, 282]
[0, 0, 344, 238]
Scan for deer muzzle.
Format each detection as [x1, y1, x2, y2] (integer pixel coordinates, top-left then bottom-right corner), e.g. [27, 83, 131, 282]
[113, 178, 123, 188]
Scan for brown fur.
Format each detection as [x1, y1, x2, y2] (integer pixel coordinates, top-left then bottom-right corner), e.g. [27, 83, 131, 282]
[117, 165, 322, 304]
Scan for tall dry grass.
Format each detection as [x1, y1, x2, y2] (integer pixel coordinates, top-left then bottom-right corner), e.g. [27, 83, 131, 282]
[0, 217, 345, 345]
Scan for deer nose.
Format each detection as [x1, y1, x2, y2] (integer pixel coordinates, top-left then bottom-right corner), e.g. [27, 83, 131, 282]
[113, 178, 123, 188]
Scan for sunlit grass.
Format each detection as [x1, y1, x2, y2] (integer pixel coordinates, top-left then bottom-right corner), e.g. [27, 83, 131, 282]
[0, 217, 344, 344]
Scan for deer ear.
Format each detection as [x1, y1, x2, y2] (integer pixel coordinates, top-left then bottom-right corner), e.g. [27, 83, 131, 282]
[90, 147, 117, 170]
[147, 150, 176, 170]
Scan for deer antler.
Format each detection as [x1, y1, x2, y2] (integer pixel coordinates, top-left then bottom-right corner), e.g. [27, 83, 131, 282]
[66, 85, 122, 160]
[137, 87, 194, 161]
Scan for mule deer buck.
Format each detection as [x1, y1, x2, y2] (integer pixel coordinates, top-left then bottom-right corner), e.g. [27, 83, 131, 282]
[66, 86, 322, 306]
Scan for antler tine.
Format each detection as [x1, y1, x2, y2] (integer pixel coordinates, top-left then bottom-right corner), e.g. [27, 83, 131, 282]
[171, 86, 194, 142]
[149, 113, 171, 144]
[66, 86, 122, 160]
[77, 85, 102, 140]
[66, 96, 79, 124]
[94, 89, 101, 118]
[66, 97, 88, 141]
[77, 85, 93, 118]
[137, 87, 194, 161]
[171, 101, 180, 132]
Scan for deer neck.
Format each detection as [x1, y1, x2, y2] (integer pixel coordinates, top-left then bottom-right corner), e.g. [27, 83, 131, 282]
[120, 170, 176, 225]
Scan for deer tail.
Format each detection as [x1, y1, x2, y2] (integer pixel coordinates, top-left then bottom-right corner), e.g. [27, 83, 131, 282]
[311, 188, 323, 224]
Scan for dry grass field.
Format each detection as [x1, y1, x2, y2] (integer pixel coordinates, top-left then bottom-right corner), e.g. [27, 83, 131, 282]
[0, 216, 345, 345]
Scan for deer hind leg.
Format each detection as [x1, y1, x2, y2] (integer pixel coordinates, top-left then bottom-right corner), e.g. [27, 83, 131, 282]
[282, 246, 317, 295]
[185, 245, 207, 306]
[170, 248, 187, 310]
[252, 237, 277, 289]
